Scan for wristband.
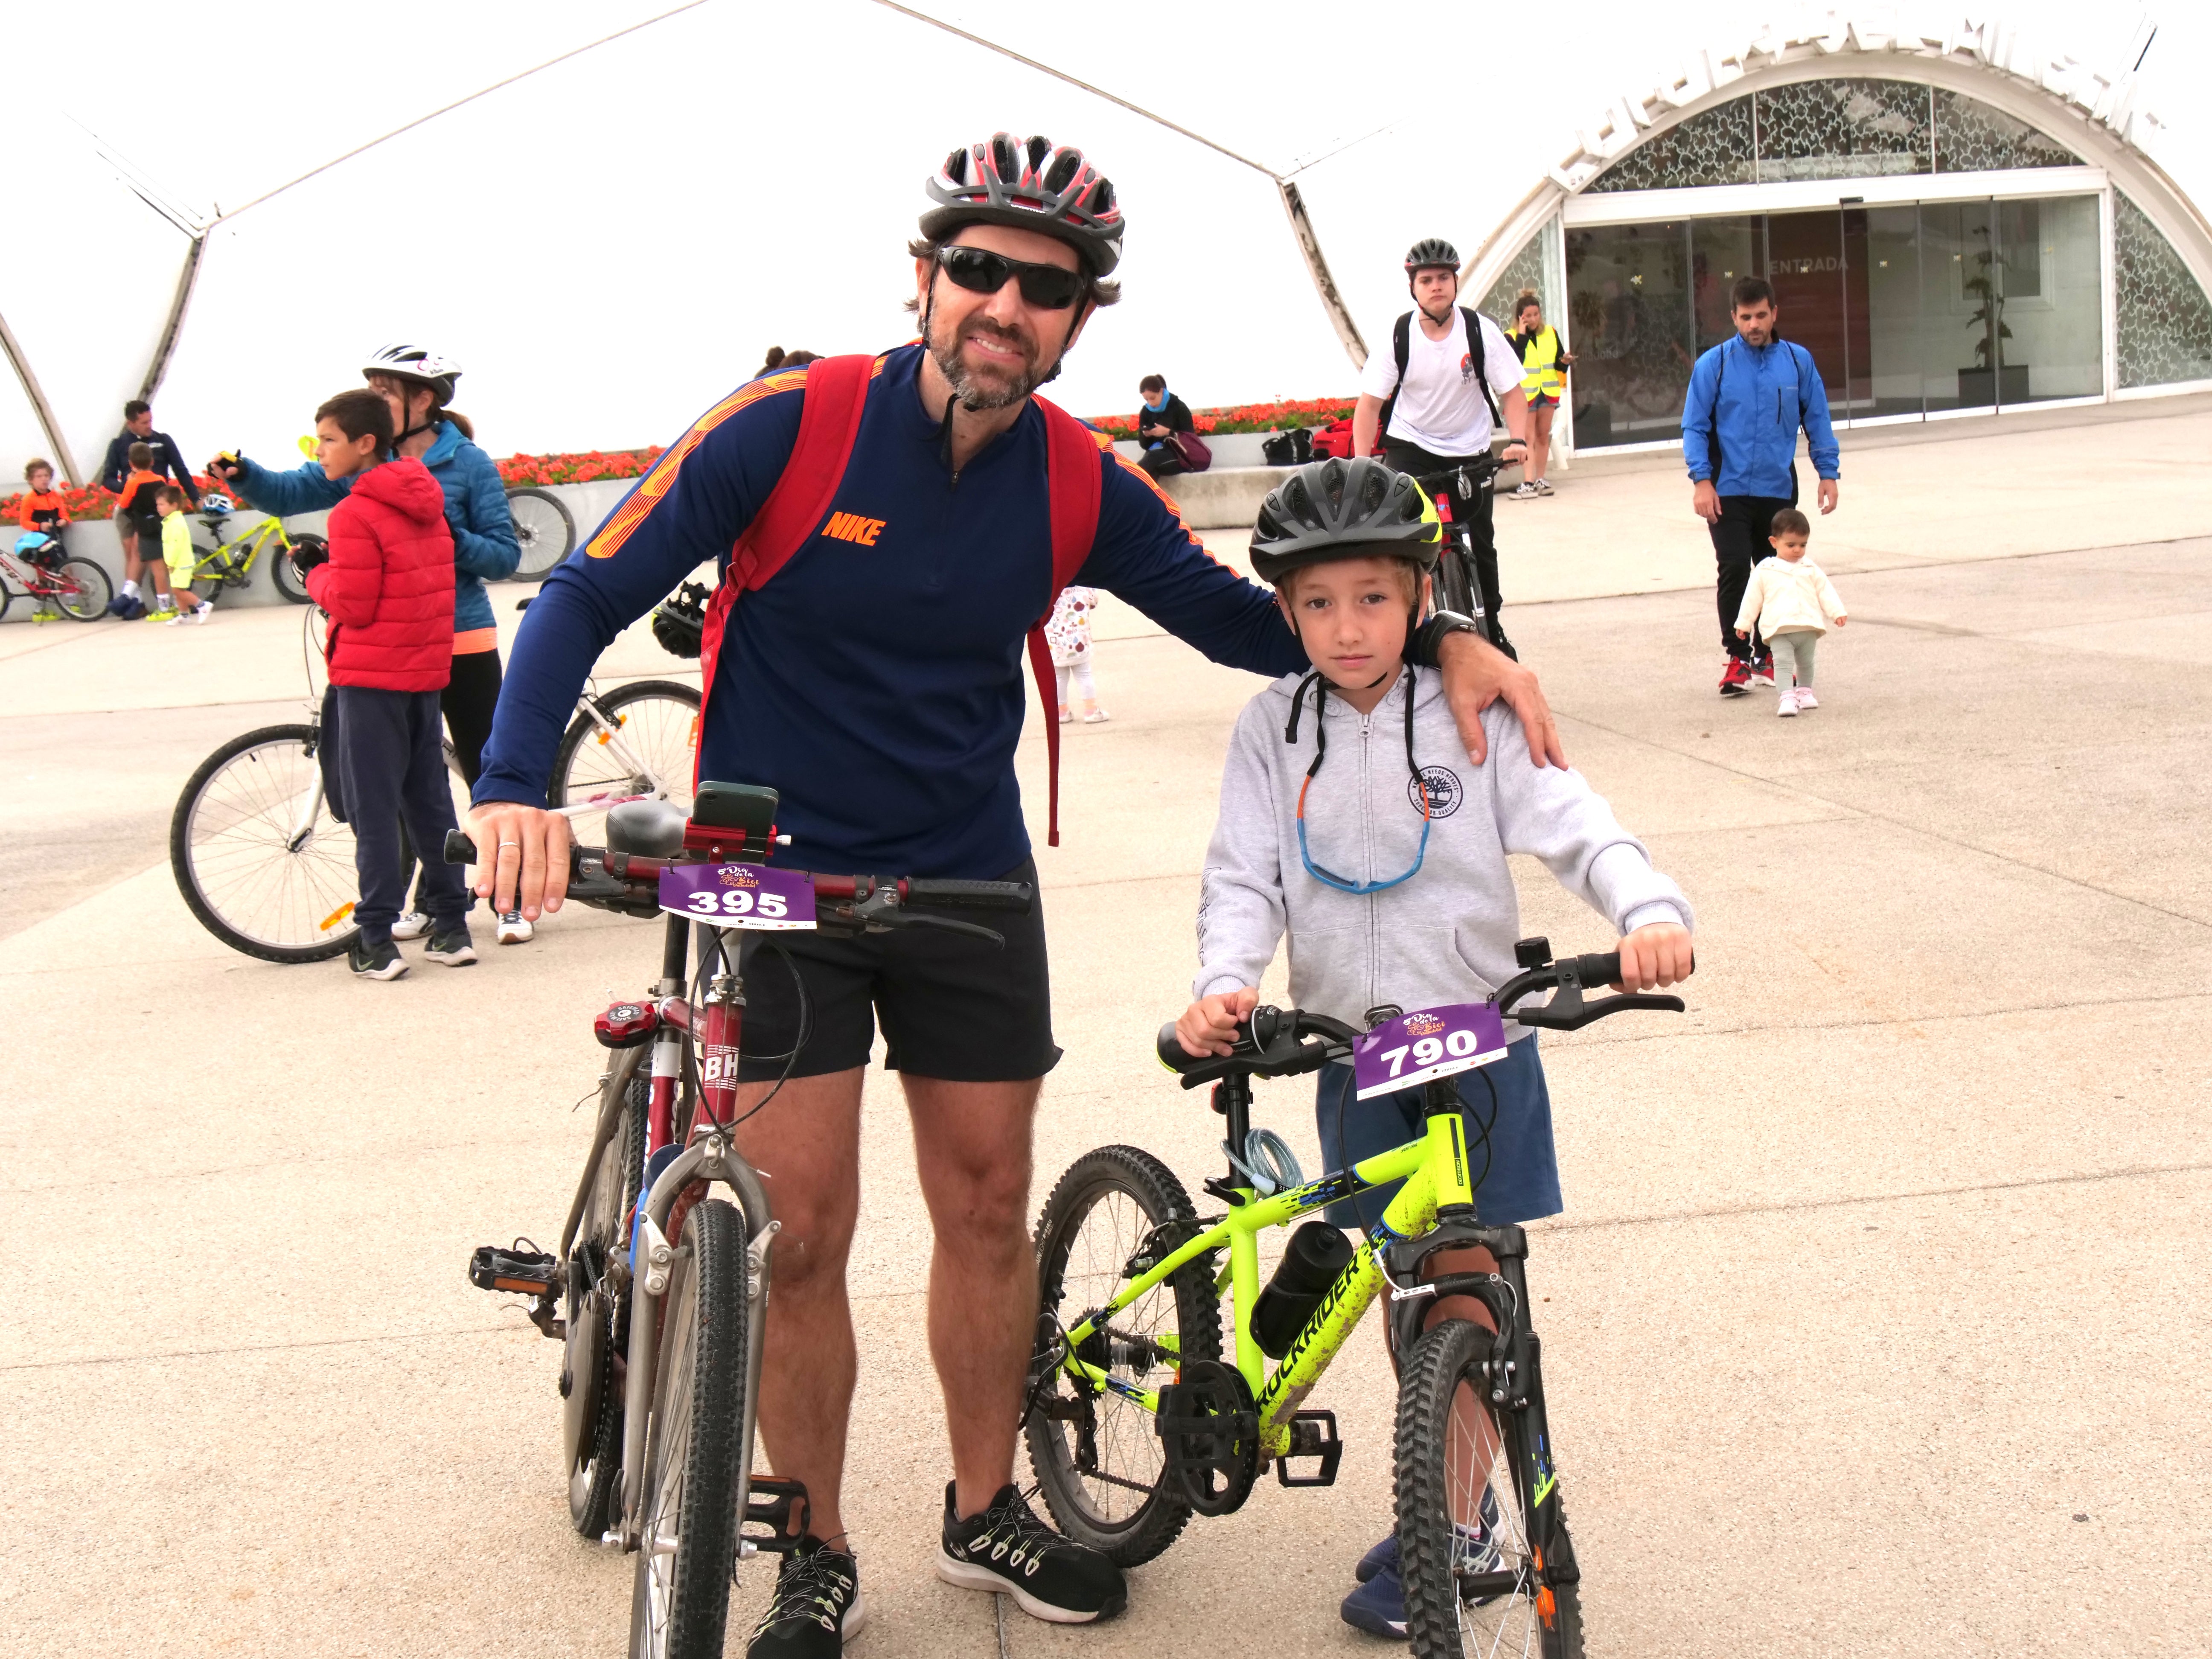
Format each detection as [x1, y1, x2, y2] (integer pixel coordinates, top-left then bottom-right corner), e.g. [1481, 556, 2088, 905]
[1409, 610, 1482, 668]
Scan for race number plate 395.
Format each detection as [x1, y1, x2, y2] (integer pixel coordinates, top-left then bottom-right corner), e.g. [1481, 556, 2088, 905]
[658, 863, 815, 930]
[1353, 1002, 1508, 1100]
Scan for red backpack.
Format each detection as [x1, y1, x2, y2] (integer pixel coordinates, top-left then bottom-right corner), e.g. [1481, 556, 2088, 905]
[694, 352, 1103, 845]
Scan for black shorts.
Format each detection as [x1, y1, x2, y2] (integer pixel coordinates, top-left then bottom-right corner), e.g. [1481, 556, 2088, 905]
[732, 858, 1058, 1082]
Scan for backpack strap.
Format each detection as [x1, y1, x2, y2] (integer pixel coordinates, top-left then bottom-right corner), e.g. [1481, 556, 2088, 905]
[693, 354, 875, 785]
[1461, 307, 1504, 430]
[1026, 395, 1105, 847]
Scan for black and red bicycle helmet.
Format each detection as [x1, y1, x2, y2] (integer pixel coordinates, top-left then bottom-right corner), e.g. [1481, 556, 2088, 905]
[922, 133, 1125, 275]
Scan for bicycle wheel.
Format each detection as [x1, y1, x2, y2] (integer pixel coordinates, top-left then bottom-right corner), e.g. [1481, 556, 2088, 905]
[171, 724, 363, 963]
[567, 1073, 649, 1537]
[271, 534, 320, 605]
[629, 1196, 748, 1659]
[1394, 1319, 1584, 1659]
[1436, 528, 1480, 620]
[506, 487, 576, 582]
[550, 680, 701, 836]
[50, 559, 112, 621]
[1025, 1146, 1221, 1568]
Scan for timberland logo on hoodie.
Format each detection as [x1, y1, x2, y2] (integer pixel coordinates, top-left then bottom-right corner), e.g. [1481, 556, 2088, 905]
[1411, 765, 1464, 818]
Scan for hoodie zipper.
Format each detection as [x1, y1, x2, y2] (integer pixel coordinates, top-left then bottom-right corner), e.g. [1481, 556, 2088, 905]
[1359, 703, 1377, 1013]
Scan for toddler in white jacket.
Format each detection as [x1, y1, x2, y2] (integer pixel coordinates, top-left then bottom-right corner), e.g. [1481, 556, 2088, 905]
[1734, 506, 1847, 716]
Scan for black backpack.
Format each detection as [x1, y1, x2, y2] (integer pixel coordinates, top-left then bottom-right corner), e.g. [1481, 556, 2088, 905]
[1377, 307, 1504, 450]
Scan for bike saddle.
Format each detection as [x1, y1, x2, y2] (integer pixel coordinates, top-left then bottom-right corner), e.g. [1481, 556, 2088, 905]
[605, 798, 688, 858]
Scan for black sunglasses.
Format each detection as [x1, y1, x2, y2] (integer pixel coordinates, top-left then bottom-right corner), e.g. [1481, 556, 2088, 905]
[933, 245, 1086, 311]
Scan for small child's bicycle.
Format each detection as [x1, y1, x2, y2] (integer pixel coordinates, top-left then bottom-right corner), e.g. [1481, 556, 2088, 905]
[1023, 940, 1685, 1658]
[0, 532, 111, 623]
[180, 492, 322, 605]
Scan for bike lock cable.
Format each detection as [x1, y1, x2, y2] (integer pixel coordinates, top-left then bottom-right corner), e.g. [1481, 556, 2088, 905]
[1223, 1126, 1304, 1197]
[723, 938, 813, 1132]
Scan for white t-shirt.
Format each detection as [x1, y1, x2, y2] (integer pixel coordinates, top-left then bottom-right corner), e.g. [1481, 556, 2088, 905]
[1359, 307, 1523, 456]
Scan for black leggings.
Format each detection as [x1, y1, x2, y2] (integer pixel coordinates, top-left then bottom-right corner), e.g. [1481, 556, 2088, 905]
[409, 646, 504, 913]
[1710, 495, 1791, 660]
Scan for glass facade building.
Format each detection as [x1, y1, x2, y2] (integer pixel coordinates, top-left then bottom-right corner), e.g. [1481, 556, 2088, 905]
[1474, 73, 2212, 454]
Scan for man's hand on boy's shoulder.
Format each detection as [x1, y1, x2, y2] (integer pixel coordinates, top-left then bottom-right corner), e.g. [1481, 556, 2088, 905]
[1177, 986, 1259, 1059]
[1434, 631, 1567, 770]
[1613, 923, 1693, 992]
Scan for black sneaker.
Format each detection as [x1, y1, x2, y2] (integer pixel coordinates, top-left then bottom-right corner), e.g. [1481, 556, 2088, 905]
[348, 937, 407, 980]
[422, 925, 477, 966]
[937, 1481, 1125, 1624]
[748, 1538, 865, 1657]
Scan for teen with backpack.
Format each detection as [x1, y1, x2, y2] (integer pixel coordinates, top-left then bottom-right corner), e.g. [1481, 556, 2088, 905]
[1352, 237, 1531, 655]
[465, 133, 1566, 1659]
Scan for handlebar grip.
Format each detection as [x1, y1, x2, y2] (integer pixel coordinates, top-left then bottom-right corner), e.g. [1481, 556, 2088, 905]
[1155, 1022, 1203, 1074]
[1566, 952, 1621, 987]
[445, 830, 478, 866]
[904, 878, 1036, 914]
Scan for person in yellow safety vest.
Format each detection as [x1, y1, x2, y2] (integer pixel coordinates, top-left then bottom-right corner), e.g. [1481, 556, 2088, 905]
[1505, 290, 1574, 499]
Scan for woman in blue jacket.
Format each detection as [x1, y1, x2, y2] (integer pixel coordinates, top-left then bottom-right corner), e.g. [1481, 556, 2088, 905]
[212, 343, 528, 936]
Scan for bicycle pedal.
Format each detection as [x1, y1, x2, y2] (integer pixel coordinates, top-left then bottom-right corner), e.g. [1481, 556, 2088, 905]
[739, 1475, 810, 1553]
[1276, 1409, 1343, 1488]
[468, 1241, 562, 1299]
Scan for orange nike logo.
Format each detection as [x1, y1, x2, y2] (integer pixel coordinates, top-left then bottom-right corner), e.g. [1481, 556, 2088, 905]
[822, 511, 886, 546]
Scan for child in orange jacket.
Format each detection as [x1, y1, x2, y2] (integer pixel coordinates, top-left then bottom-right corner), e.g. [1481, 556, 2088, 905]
[110, 443, 174, 618]
[17, 460, 69, 539]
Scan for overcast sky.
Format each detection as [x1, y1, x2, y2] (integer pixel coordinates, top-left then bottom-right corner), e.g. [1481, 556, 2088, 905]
[6, 1, 2198, 486]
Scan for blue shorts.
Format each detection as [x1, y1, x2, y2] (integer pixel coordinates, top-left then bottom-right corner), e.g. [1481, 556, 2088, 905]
[1313, 1034, 1560, 1231]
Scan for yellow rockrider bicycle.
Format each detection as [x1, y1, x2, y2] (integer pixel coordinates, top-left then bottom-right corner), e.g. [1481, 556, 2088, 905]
[1023, 939, 1685, 1658]
[180, 491, 320, 605]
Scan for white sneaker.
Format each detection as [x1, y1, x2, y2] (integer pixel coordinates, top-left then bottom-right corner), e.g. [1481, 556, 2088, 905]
[1507, 481, 1540, 501]
[1082, 708, 1111, 723]
[1533, 478, 1554, 496]
[496, 910, 534, 944]
[1794, 687, 1818, 710]
[390, 911, 432, 940]
[1777, 691, 1799, 717]
[163, 609, 190, 626]
[1057, 708, 1073, 724]
[191, 603, 213, 624]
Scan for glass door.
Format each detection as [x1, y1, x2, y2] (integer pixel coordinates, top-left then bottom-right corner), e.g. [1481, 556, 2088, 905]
[1857, 206, 1924, 417]
[1764, 211, 1851, 414]
[1995, 194, 2102, 404]
[1919, 200, 1998, 412]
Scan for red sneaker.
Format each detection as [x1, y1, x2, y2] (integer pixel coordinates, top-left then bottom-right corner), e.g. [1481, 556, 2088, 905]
[1718, 657, 1752, 696]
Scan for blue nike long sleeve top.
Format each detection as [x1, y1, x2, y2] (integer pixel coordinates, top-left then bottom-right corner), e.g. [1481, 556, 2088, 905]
[1680, 336, 1841, 498]
[474, 345, 1309, 878]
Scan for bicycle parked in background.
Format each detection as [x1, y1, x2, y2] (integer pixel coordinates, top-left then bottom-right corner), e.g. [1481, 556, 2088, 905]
[0, 532, 111, 623]
[506, 485, 576, 582]
[458, 786, 1032, 1659]
[170, 601, 701, 963]
[179, 492, 323, 605]
[1021, 940, 1685, 1658]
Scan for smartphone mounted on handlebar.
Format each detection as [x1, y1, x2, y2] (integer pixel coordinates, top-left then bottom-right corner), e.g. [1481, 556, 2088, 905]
[692, 782, 779, 840]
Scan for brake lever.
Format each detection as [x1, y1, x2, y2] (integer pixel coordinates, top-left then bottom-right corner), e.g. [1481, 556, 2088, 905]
[888, 911, 1007, 949]
[1510, 988, 1685, 1032]
[815, 879, 1007, 949]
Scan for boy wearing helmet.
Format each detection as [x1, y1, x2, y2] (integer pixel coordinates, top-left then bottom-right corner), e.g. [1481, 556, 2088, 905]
[1173, 457, 1694, 1642]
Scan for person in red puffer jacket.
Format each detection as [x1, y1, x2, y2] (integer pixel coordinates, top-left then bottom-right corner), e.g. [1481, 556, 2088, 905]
[304, 388, 474, 979]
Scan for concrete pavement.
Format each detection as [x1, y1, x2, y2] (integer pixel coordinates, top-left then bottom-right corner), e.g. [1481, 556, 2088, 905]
[2, 407, 2208, 1657]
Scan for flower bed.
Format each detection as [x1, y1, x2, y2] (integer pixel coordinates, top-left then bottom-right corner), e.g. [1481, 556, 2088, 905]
[1088, 396, 1356, 437]
[0, 474, 229, 525]
[498, 448, 664, 488]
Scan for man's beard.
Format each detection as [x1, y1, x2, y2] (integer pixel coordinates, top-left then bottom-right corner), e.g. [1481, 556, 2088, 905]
[929, 315, 1050, 410]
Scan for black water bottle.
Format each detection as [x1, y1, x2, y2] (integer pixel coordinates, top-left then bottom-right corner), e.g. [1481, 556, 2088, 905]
[1253, 1221, 1355, 1359]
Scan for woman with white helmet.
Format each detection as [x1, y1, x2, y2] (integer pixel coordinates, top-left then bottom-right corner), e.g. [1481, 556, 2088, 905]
[210, 344, 527, 939]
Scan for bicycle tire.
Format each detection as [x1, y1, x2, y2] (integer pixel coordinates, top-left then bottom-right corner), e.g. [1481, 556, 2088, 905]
[506, 487, 576, 583]
[52, 559, 112, 621]
[170, 724, 364, 964]
[567, 1073, 649, 1537]
[629, 1196, 748, 1659]
[1025, 1145, 1221, 1568]
[550, 680, 701, 833]
[1394, 1319, 1585, 1659]
[271, 534, 320, 605]
[1436, 529, 1479, 620]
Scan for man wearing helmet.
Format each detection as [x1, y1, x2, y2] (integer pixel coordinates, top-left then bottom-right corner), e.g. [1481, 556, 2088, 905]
[1176, 457, 1692, 1642]
[467, 135, 1566, 1655]
[1353, 239, 1531, 657]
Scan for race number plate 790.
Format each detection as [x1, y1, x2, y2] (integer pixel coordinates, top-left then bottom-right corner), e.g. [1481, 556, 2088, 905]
[657, 863, 816, 930]
[1352, 1002, 1509, 1100]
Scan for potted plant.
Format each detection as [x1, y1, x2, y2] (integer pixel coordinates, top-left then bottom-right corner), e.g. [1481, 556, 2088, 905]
[1959, 224, 2030, 407]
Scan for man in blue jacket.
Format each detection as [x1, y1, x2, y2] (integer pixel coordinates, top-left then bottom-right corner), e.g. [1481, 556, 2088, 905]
[466, 131, 1564, 1656]
[1682, 275, 1840, 696]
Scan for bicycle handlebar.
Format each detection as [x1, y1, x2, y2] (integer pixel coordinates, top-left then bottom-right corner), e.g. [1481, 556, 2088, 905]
[441, 830, 1034, 940]
[1153, 942, 1687, 1089]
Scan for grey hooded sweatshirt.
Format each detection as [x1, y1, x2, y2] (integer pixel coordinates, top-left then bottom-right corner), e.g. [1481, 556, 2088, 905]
[1196, 667, 1691, 1043]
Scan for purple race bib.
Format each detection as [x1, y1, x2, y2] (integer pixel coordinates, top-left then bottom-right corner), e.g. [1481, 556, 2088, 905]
[657, 862, 815, 930]
[1353, 1002, 1509, 1100]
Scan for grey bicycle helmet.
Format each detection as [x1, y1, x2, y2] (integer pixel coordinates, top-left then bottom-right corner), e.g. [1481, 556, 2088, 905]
[922, 133, 1124, 275]
[1404, 237, 1460, 273]
[1248, 458, 1440, 585]
[361, 342, 462, 402]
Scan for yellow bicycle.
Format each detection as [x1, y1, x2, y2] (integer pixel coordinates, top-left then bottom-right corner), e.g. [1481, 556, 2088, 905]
[182, 491, 320, 606]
